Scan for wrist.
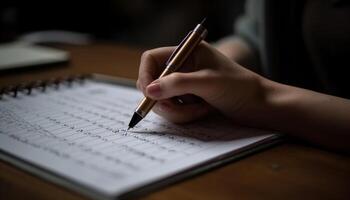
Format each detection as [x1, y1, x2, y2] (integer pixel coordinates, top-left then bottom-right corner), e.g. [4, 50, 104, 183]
[257, 77, 311, 133]
[238, 76, 288, 130]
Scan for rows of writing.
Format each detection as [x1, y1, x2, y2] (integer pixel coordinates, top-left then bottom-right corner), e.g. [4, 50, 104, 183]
[47, 88, 212, 148]
[30, 94, 206, 155]
[1, 106, 183, 170]
[46, 82, 235, 142]
[0, 109, 128, 180]
[57, 87, 233, 141]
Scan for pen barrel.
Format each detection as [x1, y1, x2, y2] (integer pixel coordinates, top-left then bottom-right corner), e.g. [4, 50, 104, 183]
[165, 27, 207, 73]
[134, 65, 174, 117]
[135, 97, 156, 117]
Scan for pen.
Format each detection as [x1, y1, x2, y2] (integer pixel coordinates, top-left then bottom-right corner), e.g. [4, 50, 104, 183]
[127, 18, 208, 130]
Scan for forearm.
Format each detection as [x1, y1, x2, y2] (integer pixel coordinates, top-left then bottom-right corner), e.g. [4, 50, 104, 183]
[257, 78, 350, 152]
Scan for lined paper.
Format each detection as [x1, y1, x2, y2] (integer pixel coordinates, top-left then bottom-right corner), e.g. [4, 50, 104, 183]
[0, 80, 276, 197]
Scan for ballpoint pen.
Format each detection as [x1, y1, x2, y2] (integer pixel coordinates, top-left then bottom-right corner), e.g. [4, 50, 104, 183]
[128, 18, 208, 130]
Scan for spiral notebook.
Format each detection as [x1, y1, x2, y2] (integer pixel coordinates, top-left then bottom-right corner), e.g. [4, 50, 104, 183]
[0, 74, 280, 199]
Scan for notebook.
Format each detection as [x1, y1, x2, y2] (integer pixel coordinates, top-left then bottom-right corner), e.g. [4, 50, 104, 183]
[0, 74, 280, 199]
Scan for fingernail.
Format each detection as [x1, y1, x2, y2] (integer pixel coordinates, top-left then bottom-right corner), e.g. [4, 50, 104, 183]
[147, 82, 162, 98]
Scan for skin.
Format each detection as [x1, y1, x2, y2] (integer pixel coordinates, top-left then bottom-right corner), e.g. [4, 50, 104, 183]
[136, 41, 350, 153]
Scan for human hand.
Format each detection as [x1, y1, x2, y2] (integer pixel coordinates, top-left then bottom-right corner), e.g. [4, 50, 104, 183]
[137, 41, 268, 125]
[138, 41, 350, 153]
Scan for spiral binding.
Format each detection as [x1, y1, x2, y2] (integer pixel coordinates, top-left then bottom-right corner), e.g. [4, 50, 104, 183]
[0, 74, 91, 99]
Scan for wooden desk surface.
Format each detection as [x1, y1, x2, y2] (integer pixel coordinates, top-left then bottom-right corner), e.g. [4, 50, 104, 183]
[0, 43, 349, 200]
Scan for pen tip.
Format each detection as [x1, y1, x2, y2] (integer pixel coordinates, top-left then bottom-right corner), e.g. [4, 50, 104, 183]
[128, 112, 143, 129]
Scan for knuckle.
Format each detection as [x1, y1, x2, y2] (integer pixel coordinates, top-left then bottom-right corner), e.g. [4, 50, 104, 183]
[198, 69, 212, 77]
[202, 69, 222, 82]
[199, 69, 217, 78]
[141, 50, 152, 60]
[169, 73, 187, 86]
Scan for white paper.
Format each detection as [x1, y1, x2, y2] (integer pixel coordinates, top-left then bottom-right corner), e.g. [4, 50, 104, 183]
[0, 80, 276, 197]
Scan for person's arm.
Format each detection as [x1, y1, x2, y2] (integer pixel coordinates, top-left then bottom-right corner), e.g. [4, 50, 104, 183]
[137, 42, 350, 153]
[244, 79, 350, 152]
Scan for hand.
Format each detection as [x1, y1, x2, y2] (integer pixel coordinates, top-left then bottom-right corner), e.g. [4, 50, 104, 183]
[137, 41, 350, 152]
[137, 41, 267, 125]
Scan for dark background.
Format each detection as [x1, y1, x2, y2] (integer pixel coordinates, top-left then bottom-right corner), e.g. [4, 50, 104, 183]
[0, 0, 244, 47]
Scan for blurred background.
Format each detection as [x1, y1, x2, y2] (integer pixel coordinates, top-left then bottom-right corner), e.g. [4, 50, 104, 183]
[0, 0, 244, 47]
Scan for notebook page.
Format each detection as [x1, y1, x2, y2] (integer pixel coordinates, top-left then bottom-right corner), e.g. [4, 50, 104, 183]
[0, 80, 276, 197]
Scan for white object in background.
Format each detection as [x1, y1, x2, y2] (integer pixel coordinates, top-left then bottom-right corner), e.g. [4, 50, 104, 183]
[0, 42, 69, 70]
[18, 30, 92, 45]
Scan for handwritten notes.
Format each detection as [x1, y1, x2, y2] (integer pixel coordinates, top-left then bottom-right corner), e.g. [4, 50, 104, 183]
[0, 80, 276, 197]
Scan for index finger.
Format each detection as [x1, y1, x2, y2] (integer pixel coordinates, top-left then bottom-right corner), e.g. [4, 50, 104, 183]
[138, 47, 175, 93]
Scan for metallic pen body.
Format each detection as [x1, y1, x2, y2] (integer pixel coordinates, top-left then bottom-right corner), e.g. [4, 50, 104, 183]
[128, 20, 207, 129]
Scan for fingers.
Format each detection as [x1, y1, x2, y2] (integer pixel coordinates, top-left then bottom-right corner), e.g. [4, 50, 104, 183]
[145, 70, 221, 102]
[137, 42, 219, 91]
[138, 47, 175, 93]
[152, 100, 211, 124]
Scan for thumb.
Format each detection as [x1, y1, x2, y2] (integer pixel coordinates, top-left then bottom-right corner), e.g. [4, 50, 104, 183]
[145, 69, 220, 101]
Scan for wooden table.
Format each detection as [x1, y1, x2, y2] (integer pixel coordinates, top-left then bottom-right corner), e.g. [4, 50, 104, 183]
[1, 43, 349, 200]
